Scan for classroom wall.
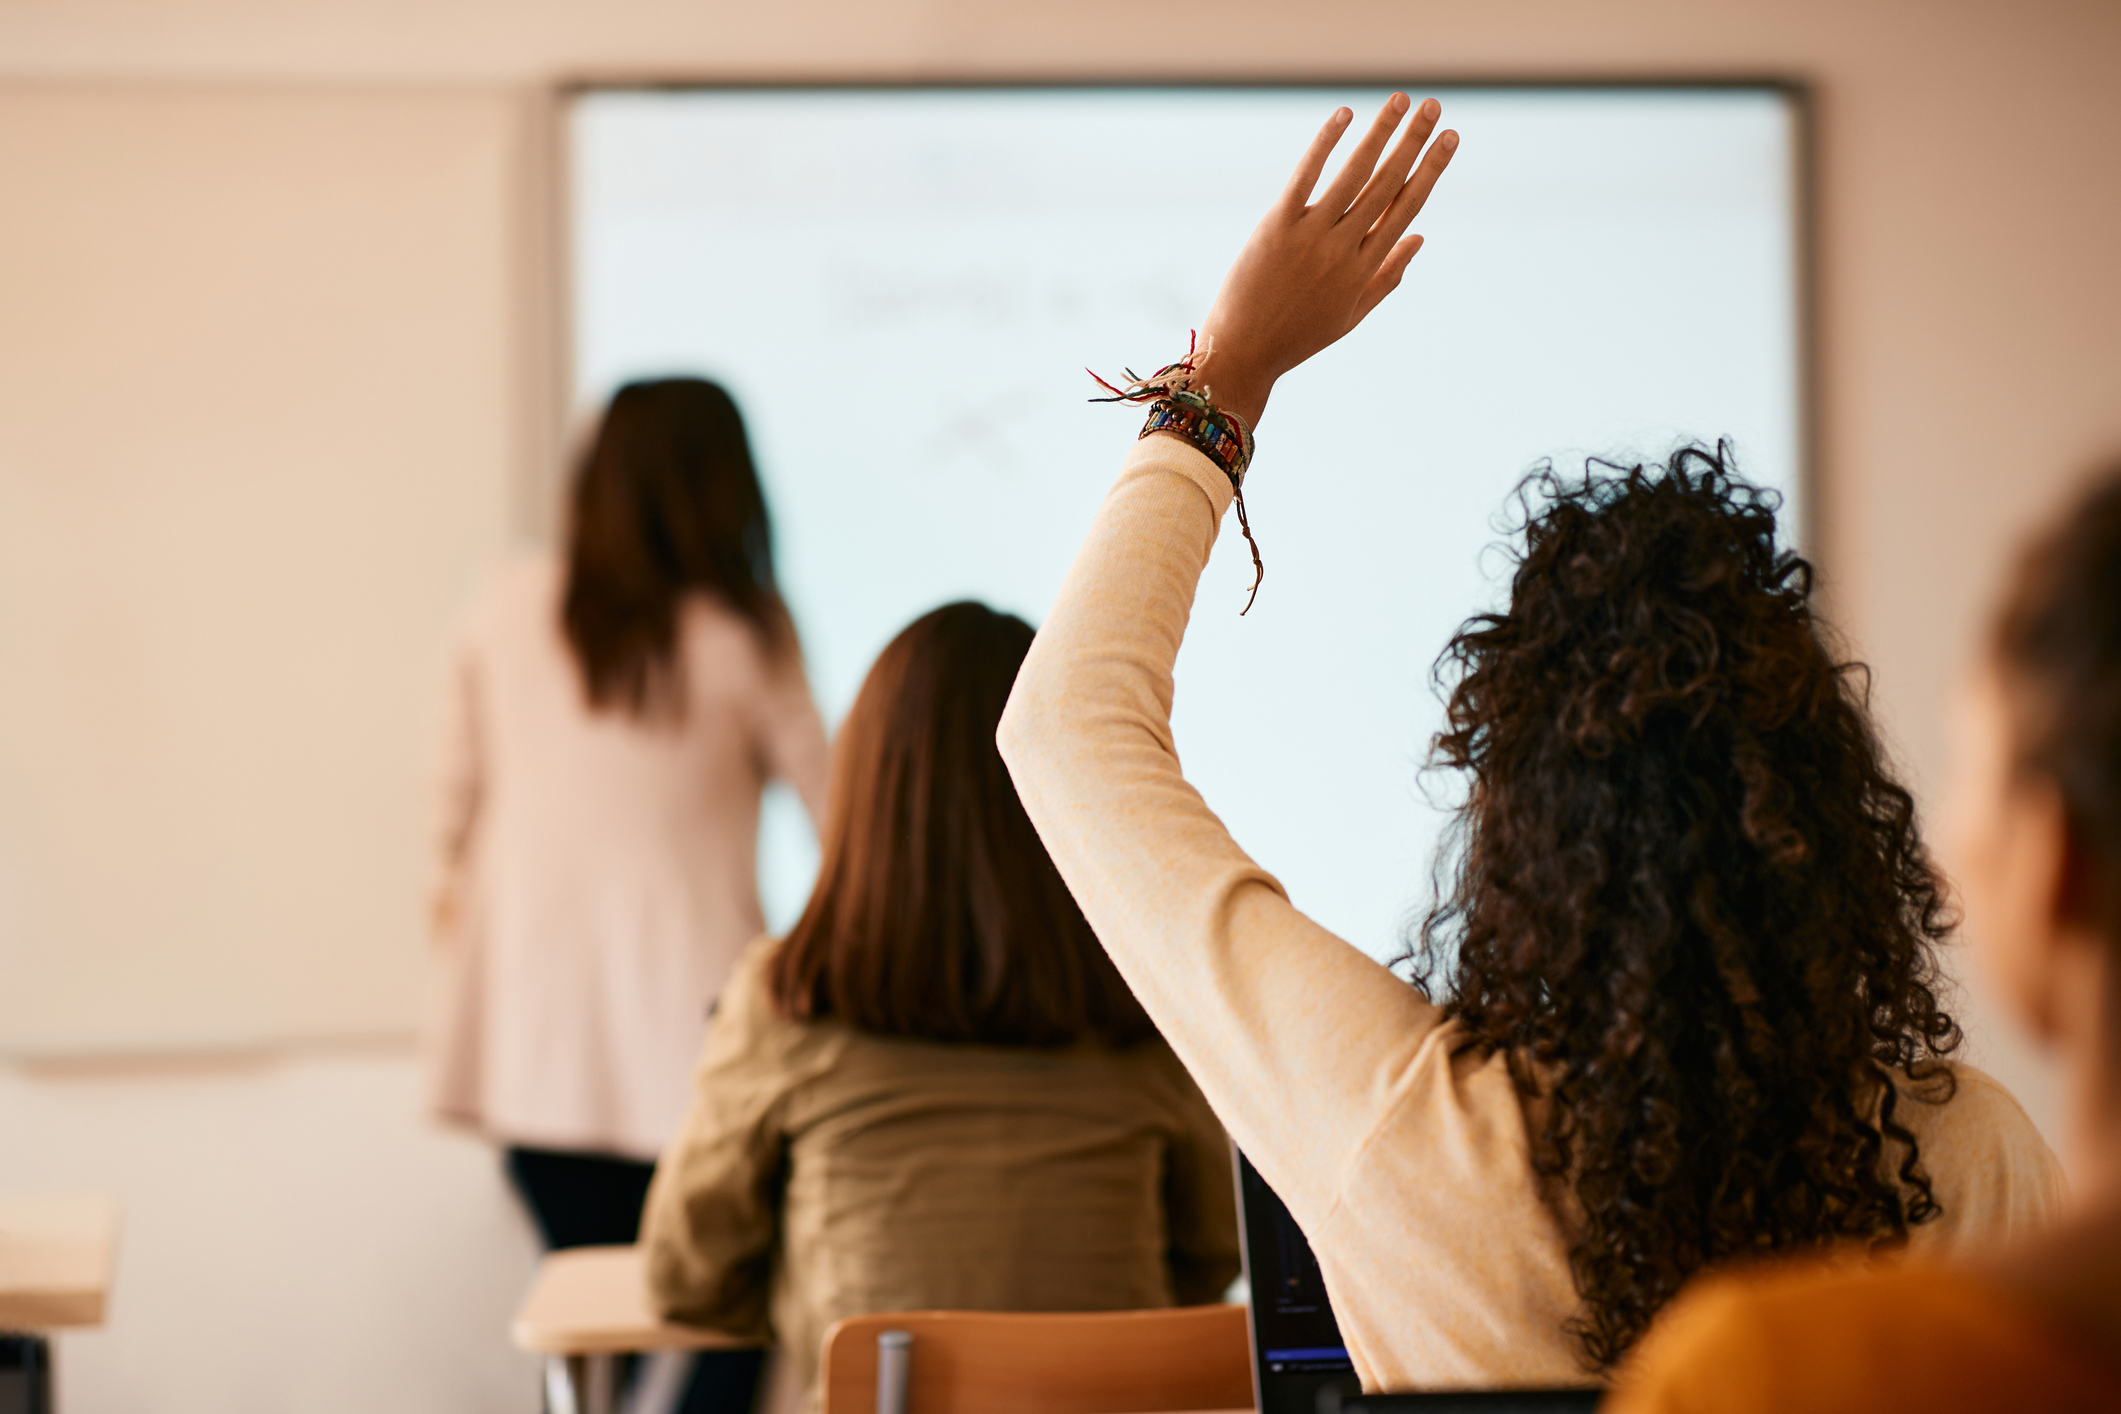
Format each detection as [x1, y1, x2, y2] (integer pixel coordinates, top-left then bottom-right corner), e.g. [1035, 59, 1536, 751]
[0, 2, 2115, 1409]
[0, 83, 531, 1055]
[0, 1050, 541, 1412]
[7, 0, 2119, 1117]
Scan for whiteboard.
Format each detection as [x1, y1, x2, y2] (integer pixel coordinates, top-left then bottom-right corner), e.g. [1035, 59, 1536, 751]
[569, 85, 1803, 962]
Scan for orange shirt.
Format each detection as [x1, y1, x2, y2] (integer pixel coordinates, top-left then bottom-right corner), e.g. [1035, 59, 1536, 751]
[1607, 1261, 2121, 1414]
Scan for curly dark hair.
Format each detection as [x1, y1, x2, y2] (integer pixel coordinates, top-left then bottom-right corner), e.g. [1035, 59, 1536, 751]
[1408, 443, 1961, 1370]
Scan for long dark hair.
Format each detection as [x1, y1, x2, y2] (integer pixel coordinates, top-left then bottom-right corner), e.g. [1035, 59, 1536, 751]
[562, 378, 784, 716]
[769, 602, 1156, 1048]
[1409, 444, 1960, 1369]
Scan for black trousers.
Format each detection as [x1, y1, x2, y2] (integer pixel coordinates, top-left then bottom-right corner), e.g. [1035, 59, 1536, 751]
[506, 1147, 764, 1414]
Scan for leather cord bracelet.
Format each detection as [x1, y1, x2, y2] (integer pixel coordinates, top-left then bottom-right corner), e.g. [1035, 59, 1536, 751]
[1139, 397, 1264, 614]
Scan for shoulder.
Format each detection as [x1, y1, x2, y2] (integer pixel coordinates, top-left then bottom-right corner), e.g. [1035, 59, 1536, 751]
[676, 592, 788, 681]
[1892, 1061, 2067, 1248]
[1126, 1036, 1210, 1095]
[713, 936, 797, 1033]
[1891, 1060, 2045, 1154]
[704, 936, 833, 1073]
[1122, 1039, 1236, 1136]
[1612, 1260, 2120, 1414]
[1117, 1035, 1195, 1085]
[1629, 1259, 1868, 1371]
[1609, 1261, 1982, 1414]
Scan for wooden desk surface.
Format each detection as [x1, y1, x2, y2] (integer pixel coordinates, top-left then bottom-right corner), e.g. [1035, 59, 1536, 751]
[0, 1194, 118, 1330]
[512, 1245, 763, 1357]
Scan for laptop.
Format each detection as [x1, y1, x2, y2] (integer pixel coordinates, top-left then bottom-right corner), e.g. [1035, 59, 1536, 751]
[1234, 1149, 1603, 1414]
[1234, 1149, 1363, 1414]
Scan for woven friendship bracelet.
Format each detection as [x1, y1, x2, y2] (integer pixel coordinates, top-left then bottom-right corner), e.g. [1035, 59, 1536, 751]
[1140, 396, 1252, 483]
[1140, 397, 1265, 615]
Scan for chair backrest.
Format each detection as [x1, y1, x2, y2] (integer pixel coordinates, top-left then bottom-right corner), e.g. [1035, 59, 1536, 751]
[818, 1304, 1252, 1414]
[510, 1245, 762, 1358]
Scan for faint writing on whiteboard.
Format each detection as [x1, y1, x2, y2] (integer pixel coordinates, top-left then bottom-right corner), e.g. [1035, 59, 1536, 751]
[918, 383, 1042, 477]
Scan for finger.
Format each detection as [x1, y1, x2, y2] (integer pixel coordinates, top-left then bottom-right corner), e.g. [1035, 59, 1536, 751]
[1351, 233, 1425, 325]
[1346, 98, 1440, 231]
[1374, 127, 1459, 240]
[1277, 107, 1354, 214]
[1365, 127, 1459, 251]
[1314, 92, 1411, 216]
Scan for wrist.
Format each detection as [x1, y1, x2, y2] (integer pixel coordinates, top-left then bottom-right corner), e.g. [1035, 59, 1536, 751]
[1195, 335, 1273, 426]
[1207, 374, 1271, 430]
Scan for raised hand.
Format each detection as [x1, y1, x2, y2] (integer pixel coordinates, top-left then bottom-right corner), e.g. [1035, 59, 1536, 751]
[1196, 94, 1457, 427]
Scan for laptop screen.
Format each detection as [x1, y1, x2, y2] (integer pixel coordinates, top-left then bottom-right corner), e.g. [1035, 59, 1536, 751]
[1236, 1149, 1362, 1414]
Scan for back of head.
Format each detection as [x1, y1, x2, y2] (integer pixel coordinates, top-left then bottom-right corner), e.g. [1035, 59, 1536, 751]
[769, 601, 1156, 1049]
[1993, 460, 2121, 931]
[1416, 444, 1959, 1368]
[562, 378, 782, 716]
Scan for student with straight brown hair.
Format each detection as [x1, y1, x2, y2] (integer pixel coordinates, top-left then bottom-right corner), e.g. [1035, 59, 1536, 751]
[640, 600, 1240, 1408]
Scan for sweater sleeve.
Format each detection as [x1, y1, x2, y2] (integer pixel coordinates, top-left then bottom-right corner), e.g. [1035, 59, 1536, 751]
[640, 942, 809, 1338]
[754, 634, 832, 829]
[997, 433, 1447, 1230]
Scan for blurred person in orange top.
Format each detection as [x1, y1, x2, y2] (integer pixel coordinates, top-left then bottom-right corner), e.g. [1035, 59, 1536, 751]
[1607, 461, 2121, 1413]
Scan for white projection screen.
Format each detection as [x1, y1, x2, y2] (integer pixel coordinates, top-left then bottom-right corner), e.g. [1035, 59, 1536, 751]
[568, 84, 1806, 963]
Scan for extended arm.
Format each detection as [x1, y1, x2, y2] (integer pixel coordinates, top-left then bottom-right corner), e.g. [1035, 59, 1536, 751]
[1000, 97, 1460, 1227]
[755, 615, 832, 828]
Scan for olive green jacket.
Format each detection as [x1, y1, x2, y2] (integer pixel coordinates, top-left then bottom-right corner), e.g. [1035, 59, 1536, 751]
[641, 937, 1242, 1404]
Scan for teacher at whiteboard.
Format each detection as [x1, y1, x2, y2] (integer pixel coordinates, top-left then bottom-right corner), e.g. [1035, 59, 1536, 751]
[426, 377, 829, 1253]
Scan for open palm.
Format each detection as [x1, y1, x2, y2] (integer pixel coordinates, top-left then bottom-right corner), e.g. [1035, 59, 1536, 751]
[1198, 94, 1458, 427]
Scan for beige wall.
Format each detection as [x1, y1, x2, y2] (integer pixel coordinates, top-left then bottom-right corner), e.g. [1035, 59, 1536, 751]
[1, 1, 2116, 1130]
[0, 84, 534, 1052]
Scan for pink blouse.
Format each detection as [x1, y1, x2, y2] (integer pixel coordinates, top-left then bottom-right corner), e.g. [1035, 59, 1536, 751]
[426, 556, 829, 1159]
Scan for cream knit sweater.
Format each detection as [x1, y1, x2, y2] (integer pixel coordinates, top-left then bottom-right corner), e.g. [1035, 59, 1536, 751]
[998, 433, 2066, 1390]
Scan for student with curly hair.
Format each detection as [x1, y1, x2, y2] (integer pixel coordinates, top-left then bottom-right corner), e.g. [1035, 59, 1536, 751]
[998, 94, 2062, 1389]
[1606, 463, 2121, 1412]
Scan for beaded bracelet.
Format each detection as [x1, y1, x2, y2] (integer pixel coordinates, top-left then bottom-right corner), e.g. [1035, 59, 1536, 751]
[1088, 333, 1267, 614]
[1140, 396, 1251, 482]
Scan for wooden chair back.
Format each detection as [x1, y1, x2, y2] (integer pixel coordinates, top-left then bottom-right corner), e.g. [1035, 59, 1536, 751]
[510, 1245, 761, 1357]
[818, 1304, 1252, 1414]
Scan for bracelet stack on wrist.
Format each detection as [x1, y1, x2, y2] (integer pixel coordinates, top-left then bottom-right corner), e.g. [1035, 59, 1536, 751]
[1089, 331, 1268, 614]
[1139, 394, 1254, 485]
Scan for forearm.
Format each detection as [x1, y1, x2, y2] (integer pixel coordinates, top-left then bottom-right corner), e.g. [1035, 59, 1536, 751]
[639, 1157, 774, 1335]
[998, 435, 1438, 1223]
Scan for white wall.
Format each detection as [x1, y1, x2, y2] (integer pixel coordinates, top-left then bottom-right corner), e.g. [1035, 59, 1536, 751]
[0, 1049, 539, 1412]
